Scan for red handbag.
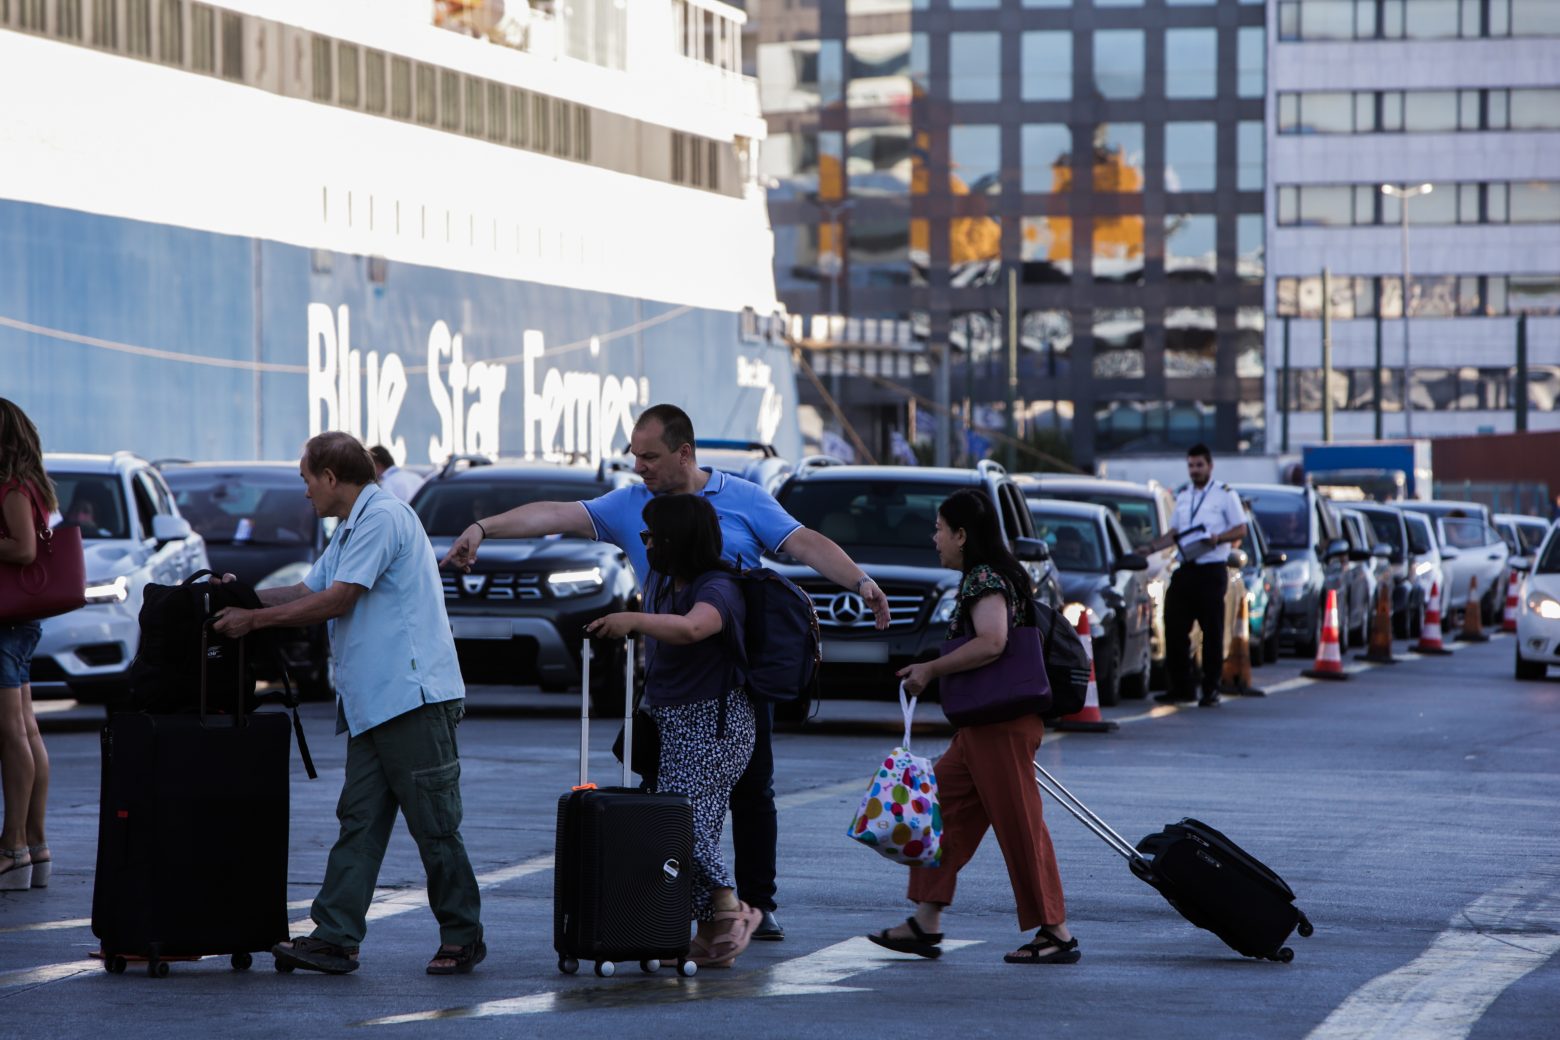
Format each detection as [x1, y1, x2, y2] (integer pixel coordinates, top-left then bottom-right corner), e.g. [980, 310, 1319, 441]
[0, 481, 86, 623]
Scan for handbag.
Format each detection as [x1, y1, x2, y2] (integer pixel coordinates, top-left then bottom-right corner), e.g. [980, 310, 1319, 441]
[846, 684, 943, 867]
[938, 614, 1052, 727]
[611, 701, 660, 789]
[0, 481, 86, 624]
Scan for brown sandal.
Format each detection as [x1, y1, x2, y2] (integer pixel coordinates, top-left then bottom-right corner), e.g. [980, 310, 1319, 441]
[691, 903, 760, 969]
[427, 939, 487, 975]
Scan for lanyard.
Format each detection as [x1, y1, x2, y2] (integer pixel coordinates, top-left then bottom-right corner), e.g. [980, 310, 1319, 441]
[1187, 486, 1210, 526]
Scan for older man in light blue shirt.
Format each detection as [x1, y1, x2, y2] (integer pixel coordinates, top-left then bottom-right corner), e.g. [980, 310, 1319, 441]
[215, 432, 483, 978]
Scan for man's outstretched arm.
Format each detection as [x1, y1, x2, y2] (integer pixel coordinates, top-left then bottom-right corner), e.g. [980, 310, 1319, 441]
[440, 500, 595, 571]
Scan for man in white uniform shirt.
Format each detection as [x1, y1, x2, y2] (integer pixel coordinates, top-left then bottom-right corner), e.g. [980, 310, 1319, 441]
[370, 445, 425, 504]
[1154, 444, 1247, 708]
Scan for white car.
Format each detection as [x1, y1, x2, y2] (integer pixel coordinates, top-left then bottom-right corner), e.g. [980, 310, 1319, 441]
[1515, 526, 1560, 679]
[1401, 510, 1445, 631]
[32, 452, 209, 701]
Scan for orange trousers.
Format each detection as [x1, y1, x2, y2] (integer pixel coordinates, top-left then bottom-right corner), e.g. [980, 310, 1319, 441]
[907, 714, 1067, 931]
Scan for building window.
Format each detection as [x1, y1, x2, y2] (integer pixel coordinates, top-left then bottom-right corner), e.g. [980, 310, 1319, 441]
[846, 33, 917, 110]
[1093, 217, 1145, 285]
[950, 125, 1002, 196]
[1236, 309, 1265, 378]
[1237, 214, 1264, 286]
[1165, 308, 1217, 378]
[1021, 31, 1071, 102]
[847, 126, 913, 196]
[1165, 215, 1217, 282]
[1165, 123, 1217, 193]
[1237, 27, 1265, 99]
[1093, 30, 1145, 100]
[1020, 217, 1073, 282]
[1237, 122, 1264, 191]
[1165, 28, 1218, 99]
[1094, 123, 1145, 193]
[1022, 124, 1073, 194]
[1092, 309, 1145, 379]
[951, 32, 1001, 102]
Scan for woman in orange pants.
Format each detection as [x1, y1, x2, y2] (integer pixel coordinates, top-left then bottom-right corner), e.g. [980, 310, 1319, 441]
[867, 488, 1077, 965]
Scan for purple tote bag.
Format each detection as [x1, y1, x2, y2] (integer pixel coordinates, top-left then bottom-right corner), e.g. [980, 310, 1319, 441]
[937, 625, 1052, 727]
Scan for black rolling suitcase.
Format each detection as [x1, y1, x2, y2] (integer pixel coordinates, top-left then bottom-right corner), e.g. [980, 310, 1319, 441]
[92, 624, 302, 978]
[554, 638, 696, 979]
[1035, 764, 1313, 962]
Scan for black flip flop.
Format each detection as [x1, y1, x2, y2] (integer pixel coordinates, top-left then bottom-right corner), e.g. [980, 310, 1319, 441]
[866, 916, 943, 960]
[1004, 927, 1081, 965]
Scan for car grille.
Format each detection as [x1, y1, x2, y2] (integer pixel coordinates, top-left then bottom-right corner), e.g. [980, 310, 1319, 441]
[441, 572, 542, 602]
[799, 582, 926, 630]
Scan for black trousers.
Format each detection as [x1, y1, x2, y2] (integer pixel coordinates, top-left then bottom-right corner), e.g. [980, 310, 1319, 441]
[729, 698, 777, 912]
[1166, 562, 1228, 699]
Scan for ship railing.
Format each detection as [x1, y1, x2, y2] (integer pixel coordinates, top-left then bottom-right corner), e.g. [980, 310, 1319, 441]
[671, 53, 761, 120]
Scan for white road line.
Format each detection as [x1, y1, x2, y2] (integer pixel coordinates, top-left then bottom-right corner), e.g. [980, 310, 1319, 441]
[1305, 875, 1560, 1040]
[756, 935, 981, 997]
[0, 959, 97, 990]
[0, 917, 92, 935]
[289, 853, 555, 932]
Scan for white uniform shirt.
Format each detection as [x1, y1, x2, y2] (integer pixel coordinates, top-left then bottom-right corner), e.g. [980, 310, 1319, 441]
[1171, 481, 1246, 565]
[379, 465, 425, 504]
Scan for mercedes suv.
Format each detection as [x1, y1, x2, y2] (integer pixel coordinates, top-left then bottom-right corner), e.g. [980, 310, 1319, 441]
[764, 459, 1064, 698]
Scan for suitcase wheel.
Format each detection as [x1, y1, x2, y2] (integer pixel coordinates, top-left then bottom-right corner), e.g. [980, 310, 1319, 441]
[594, 960, 616, 978]
[275, 960, 295, 973]
[640, 959, 661, 974]
[231, 953, 253, 971]
[677, 959, 697, 978]
[1297, 913, 1314, 938]
[104, 955, 128, 975]
[558, 957, 579, 975]
[147, 959, 169, 979]
[1277, 947, 1294, 963]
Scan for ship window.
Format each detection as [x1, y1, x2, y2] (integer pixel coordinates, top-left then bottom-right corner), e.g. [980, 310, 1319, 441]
[126, 0, 150, 57]
[708, 140, 719, 191]
[391, 57, 412, 119]
[56, 0, 83, 40]
[157, 0, 182, 65]
[688, 135, 702, 188]
[486, 81, 507, 143]
[555, 99, 570, 156]
[311, 36, 331, 102]
[218, 10, 240, 80]
[364, 50, 387, 113]
[415, 63, 436, 125]
[190, 3, 214, 72]
[576, 106, 590, 160]
[16, 0, 43, 31]
[92, 0, 117, 49]
[532, 93, 549, 152]
[511, 88, 529, 147]
[337, 43, 360, 108]
[439, 68, 460, 130]
[464, 76, 483, 136]
[672, 132, 685, 183]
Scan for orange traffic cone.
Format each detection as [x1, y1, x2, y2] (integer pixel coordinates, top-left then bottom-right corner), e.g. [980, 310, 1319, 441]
[1355, 579, 1400, 664]
[1219, 595, 1266, 696]
[1458, 576, 1489, 643]
[1412, 581, 1453, 655]
[1503, 570, 1520, 633]
[1303, 589, 1349, 680]
[1055, 613, 1119, 733]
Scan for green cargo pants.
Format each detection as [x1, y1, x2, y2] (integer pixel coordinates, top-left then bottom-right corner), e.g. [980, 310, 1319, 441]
[310, 699, 482, 948]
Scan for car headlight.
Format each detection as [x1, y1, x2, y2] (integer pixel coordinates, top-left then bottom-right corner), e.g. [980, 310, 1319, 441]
[1526, 592, 1560, 621]
[1061, 602, 1098, 630]
[1277, 560, 1311, 590]
[548, 567, 605, 598]
[256, 561, 313, 591]
[930, 588, 958, 624]
[84, 576, 129, 604]
[1413, 560, 1436, 578]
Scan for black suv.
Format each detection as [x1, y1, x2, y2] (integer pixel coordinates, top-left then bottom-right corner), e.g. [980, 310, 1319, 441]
[411, 457, 642, 710]
[764, 459, 1064, 698]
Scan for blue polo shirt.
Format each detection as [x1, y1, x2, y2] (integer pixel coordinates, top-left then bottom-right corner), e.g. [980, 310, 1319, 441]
[581, 468, 803, 587]
[304, 483, 464, 736]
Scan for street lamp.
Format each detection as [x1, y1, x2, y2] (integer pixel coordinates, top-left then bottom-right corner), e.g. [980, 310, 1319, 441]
[1380, 182, 1434, 437]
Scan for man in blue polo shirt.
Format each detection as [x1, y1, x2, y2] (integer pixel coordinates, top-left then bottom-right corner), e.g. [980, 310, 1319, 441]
[442, 403, 889, 941]
[215, 432, 484, 977]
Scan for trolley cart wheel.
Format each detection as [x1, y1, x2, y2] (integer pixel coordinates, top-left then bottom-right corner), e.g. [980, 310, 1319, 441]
[1277, 947, 1295, 963]
[1297, 914, 1314, 938]
[559, 957, 579, 975]
[594, 960, 615, 978]
[105, 955, 128, 975]
[148, 959, 169, 978]
[231, 952, 253, 971]
[677, 959, 697, 978]
[640, 959, 660, 974]
[274, 960, 295, 973]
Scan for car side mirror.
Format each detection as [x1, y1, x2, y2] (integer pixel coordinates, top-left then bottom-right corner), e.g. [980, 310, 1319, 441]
[1347, 548, 1371, 562]
[1225, 549, 1249, 570]
[1326, 538, 1350, 559]
[1387, 548, 1405, 565]
[1114, 553, 1150, 572]
[152, 514, 192, 545]
[1511, 556, 1532, 572]
[1441, 545, 1461, 560]
[1263, 550, 1288, 567]
[1013, 536, 1050, 562]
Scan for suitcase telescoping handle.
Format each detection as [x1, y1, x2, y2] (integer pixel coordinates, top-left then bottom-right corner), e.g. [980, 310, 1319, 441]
[1033, 762, 1149, 866]
[576, 638, 637, 789]
[199, 618, 246, 728]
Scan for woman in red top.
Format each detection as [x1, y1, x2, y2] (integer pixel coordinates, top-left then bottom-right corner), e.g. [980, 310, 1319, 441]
[0, 398, 55, 891]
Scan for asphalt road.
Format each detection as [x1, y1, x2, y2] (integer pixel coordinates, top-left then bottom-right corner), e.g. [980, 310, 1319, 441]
[4, 634, 1558, 1039]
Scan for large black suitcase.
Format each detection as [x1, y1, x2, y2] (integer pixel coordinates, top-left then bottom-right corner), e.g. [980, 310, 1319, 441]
[91, 625, 297, 978]
[1035, 764, 1313, 962]
[554, 639, 696, 979]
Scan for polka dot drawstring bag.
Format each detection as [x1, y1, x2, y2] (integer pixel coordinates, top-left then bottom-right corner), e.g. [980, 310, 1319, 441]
[846, 683, 943, 867]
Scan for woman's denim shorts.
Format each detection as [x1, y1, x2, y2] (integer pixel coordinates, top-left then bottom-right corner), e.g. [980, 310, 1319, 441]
[0, 622, 43, 689]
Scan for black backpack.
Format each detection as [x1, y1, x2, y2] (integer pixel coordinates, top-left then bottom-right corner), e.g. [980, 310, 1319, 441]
[128, 570, 264, 714]
[1034, 598, 1091, 720]
[730, 566, 822, 703]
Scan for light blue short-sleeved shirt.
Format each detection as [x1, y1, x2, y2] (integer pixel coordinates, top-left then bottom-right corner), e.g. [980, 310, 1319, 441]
[304, 483, 464, 736]
[581, 468, 803, 588]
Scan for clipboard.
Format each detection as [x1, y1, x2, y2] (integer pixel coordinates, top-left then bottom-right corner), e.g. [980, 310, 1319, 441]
[1173, 523, 1215, 562]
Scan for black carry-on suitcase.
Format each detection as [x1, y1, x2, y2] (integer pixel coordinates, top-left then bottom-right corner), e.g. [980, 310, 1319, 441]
[554, 638, 697, 978]
[92, 623, 300, 978]
[1035, 763, 1313, 962]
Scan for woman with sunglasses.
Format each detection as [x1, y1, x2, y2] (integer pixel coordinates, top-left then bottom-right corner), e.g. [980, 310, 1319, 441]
[585, 493, 760, 969]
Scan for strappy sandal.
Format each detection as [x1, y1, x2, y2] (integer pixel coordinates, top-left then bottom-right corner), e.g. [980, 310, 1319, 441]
[271, 936, 361, 974]
[1004, 926, 1080, 965]
[866, 916, 943, 959]
[27, 845, 49, 888]
[427, 939, 487, 975]
[691, 903, 760, 969]
[0, 848, 32, 892]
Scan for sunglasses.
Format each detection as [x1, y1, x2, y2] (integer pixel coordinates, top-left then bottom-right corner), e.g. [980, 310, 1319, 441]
[639, 530, 652, 545]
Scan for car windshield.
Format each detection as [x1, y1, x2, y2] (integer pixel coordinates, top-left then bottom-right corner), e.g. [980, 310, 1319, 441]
[415, 480, 608, 537]
[46, 472, 131, 540]
[1537, 534, 1560, 574]
[776, 480, 956, 550]
[1517, 522, 1549, 554]
[1029, 511, 1107, 572]
[1440, 518, 1487, 550]
[1405, 515, 1433, 554]
[1360, 510, 1404, 552]
[164, 471, 317, 545]
[1243, 493, 1309, 550]
[1035, 490, 1161, 548]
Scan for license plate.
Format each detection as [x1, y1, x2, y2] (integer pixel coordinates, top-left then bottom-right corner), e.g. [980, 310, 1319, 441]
[822, 640, 890, 664]
[451, 618, 511, 640]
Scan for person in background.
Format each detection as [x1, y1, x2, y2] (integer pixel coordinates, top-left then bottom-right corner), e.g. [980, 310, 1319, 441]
[586, 493, 759, 969]
[370, 445, 425, 504]
[0, 398, 55, 892]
